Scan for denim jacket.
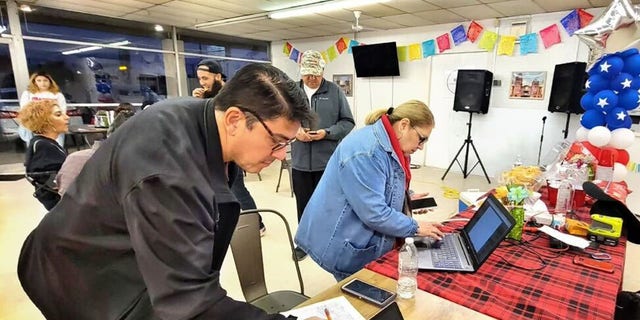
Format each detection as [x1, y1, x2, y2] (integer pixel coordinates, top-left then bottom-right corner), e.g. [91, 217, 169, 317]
[295, 120, 418, 276]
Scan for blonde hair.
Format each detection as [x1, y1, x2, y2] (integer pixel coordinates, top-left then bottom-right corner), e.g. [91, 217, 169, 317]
[364, 100, 434, 127]
[18, 100, 59, 134]
[27, 72, 61, 94]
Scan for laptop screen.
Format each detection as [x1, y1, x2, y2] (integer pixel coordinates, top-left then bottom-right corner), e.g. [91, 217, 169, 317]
[464, 194, 515, 265]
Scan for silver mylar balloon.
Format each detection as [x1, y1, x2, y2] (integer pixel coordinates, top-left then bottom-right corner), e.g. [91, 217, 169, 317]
[574, 0, 640, 51]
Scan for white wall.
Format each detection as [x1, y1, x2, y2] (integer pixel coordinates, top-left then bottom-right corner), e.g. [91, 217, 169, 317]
[272, 10, 600, 179]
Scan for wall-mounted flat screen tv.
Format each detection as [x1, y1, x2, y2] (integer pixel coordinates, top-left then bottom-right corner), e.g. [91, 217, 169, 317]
[352, 42, 400, 77]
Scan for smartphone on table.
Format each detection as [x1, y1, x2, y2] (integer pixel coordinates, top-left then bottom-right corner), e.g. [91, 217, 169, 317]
[341, 278, 396, 307]
[410, 197, 438, 213]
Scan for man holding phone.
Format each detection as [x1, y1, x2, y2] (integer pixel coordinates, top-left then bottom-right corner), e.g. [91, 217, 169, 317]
[291, 50, 355, 261]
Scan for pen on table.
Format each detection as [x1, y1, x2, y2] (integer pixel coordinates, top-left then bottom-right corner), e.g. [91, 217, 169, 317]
[324, 308, 332, 320]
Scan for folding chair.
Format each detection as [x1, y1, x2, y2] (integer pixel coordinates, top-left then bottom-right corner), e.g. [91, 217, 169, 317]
[275, 150, 293, 197]
[230, 209, 308, 313]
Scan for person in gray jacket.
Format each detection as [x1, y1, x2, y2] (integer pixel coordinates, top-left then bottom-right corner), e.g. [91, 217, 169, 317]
[292, 50, 355, 261]
[17, 64, 318, 320]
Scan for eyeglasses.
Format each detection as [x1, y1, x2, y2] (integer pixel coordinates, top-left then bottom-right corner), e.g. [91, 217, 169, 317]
[411, 126, 428, 145]
[237, 107, 295, 152]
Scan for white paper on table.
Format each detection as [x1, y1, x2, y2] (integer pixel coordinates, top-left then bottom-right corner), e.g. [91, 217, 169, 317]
[539, 225, 591, 249]
[281, 296, 365, 320]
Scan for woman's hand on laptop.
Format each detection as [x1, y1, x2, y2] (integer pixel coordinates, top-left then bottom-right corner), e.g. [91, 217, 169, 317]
[416, 221, 444, 240]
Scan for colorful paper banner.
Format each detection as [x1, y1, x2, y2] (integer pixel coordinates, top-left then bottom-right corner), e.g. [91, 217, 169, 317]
[578, 8, 594, 27]
[321, 51, 329, 63]
[335, 37, 348, 54]
[327, 46, 338, 61]
[498, 35, 516, 56]
[436, 33, 451, 53]
[451, 25, 467, 46]
[422, 40, 436, 58]
[561, 9, 580, 36]
[539, 24, 561, 49]
[519, 33, 538, 55]
[289, 48, 300, 62]
[467, 21, 484, 43]
[478, 30, 498, 51]
[408, 43, 422, 61]
[347, 40, 360, 54]
[397, 46, 408, 62]
[283, 42, 292, 55]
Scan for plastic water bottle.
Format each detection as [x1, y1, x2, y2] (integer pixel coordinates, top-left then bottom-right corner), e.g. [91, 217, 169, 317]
[554, 179, 574, 215]
[397, 237, 418, 299]
[513, 154, 523, 168]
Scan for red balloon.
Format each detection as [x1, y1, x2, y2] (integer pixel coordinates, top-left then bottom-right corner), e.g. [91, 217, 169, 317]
[616, 149, 630, 165]
[582, 141, 602, 159]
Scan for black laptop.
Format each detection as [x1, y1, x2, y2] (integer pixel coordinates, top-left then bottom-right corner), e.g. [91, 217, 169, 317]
[416, 193, 515, 272]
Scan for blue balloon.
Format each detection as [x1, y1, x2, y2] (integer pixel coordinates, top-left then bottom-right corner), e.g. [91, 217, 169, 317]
[96, 82, 111, 94]
[620, 48, 639, 57]
[632, 76, 640, 90]
[618, 89, 640, 110]
[593, 90, 619, 112]
[606, 108, 632, 130]
[595, 56, 624, 79]
[586, 74, 609, 93]
[610, 73, 635, 91]
[580, 109, 606, 129]
[623, 53, 640, 77]
[580, 92, 595, 111]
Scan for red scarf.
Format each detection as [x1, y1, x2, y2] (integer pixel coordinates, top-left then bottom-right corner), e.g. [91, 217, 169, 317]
[381, 114, 411, 190]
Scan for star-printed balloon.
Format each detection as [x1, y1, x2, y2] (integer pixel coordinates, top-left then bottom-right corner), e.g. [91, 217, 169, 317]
[574, 0, 640, 58]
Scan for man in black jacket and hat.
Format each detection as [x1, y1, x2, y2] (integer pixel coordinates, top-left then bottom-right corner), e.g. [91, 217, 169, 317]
[17, 64, 316, 319]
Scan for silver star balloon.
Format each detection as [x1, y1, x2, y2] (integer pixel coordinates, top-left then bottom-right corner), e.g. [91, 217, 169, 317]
[574, 0, 640, 51]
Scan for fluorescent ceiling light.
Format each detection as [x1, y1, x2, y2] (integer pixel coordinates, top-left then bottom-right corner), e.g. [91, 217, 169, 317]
[19, 4, 32, 12]
[194, 0, 389, 29]
[0, 26, 6, 34]
[62, 40, 131, 55]
[269, 0, 390, 19]
[154, 24, 164, 32]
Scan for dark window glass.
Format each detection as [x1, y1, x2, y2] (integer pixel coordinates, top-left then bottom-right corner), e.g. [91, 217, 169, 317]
[25, 40, 168, 104]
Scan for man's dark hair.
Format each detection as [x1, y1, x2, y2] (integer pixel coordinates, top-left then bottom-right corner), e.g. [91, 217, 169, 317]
[214, 63, 316, 127]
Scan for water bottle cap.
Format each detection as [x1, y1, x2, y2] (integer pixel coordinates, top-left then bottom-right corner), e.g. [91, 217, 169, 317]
[405, 237, 414, 244]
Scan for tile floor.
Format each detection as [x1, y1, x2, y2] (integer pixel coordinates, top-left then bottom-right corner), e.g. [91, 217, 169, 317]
[1, 162, 638, 319]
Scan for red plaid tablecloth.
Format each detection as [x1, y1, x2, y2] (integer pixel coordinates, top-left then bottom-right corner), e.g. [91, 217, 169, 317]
[366, 188, 626, 320]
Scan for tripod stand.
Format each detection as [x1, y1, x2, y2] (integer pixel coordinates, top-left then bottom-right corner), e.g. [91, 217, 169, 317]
[441, 112, 491, 183]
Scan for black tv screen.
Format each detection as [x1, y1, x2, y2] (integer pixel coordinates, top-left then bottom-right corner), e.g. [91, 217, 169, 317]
[352, 42, 400, 77]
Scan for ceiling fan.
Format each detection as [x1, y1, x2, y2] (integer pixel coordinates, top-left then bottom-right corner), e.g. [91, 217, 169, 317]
[352, 10, 365, 33]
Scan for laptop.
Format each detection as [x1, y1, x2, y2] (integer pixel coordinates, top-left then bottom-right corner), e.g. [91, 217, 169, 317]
[416, 193, 515, 272]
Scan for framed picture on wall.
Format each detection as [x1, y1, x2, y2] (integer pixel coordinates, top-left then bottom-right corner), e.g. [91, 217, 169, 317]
[509, 71, 546, 100]
[333, 74, 353, 97]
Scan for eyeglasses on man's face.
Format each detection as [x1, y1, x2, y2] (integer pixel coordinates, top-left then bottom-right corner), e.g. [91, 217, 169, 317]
[411, 126, 428, 145]
[236, 107, 295, 152]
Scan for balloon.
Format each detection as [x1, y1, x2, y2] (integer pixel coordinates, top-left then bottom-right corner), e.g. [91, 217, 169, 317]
[574, 0, 640, 52]
[593, 90, 619, 112]
[616, 149, 630, 165]
[612, 163, 628, 182]
[575, 126, 589, 141]
[606, 108, 633, 129]
[580, 92, 595, 110]
[586, 74, 610, 93]
[609, 128, 635, 149]
[596, 56, 624, 79]
[617, 88, 640, 110]
[623, 52, 640, 75]
[580, 109, 607, 129]
[610, 72, 635, 91]
[588, 126, 612, 147]
[583, 141, 602, 159]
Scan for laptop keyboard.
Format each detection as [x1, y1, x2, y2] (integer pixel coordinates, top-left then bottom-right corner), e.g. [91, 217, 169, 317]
[431, 234, 463, 269]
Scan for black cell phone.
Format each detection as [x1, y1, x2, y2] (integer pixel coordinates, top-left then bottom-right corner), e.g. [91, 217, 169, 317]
[371, 301, 405, 320]
[341, 278, 396, 307]
[410, 197, 438, 211]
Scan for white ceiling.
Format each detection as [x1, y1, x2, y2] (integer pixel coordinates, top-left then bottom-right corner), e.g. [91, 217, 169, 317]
[25, 0, 640, 41]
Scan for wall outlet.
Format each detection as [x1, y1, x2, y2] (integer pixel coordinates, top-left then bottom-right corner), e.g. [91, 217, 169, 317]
[492, 79, 502, 86]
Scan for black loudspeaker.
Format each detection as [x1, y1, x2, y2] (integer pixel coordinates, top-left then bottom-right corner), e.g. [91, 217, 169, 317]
[548, 62, 587, 114]
[453, 70, 493, 114]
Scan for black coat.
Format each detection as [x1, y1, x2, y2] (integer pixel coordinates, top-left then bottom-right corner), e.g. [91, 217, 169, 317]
[18, 98, 288, 319]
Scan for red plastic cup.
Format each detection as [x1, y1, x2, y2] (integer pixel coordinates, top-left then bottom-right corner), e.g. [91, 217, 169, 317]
[573, 188, 585, 208]
[547, 180, 559, 207]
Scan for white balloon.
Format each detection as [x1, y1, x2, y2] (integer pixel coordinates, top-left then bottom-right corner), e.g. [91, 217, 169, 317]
[575, 127, 589, 141]
[612, 162, 628, 182]
[587, 126, 612, 147]
[608, 128, 635, 149]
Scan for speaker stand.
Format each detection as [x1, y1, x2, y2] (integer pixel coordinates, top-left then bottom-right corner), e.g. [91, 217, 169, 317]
[441, 112, 491, 184]
[562, 112, 571, 139]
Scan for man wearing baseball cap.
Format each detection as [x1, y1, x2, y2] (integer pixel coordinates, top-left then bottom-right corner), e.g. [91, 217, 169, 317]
[291, 50, 355, 261]
[192, 59, 226, 98]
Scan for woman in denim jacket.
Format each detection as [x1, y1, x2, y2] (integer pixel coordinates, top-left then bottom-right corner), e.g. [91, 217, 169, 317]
[295, 100, 444, 281]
